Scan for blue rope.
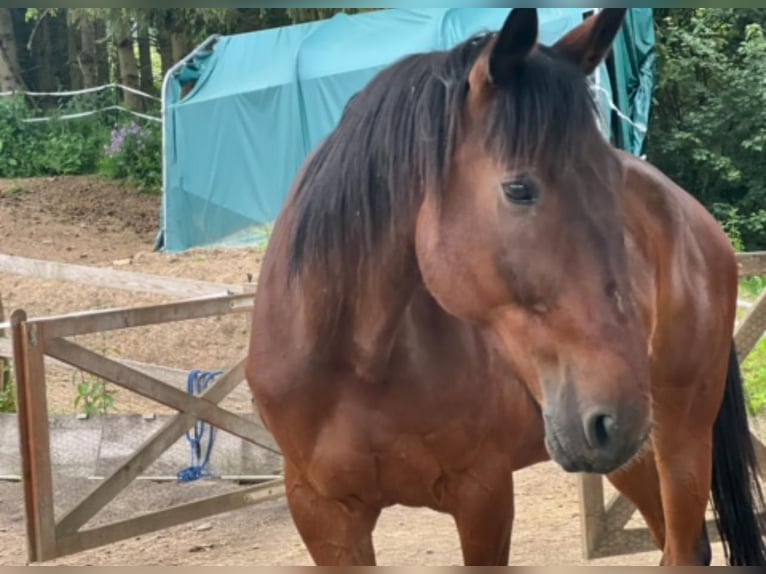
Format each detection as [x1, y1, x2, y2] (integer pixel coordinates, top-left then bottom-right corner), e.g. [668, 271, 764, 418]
[177, 369, 222, 483]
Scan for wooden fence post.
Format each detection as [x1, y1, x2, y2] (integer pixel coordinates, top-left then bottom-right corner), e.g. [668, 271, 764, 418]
[578, 473, 605, 559]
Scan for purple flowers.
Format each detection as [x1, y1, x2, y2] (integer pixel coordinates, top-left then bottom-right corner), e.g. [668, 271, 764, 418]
[99, 119, 162, 192]
[104, 121, 149, 157]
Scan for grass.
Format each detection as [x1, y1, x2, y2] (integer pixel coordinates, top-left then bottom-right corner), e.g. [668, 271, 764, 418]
[740, 276, 766, 301]
[739, 276, 766, 416]
[0, 364, 16, 413]
[742, 340, 766, 416]
[0, 180, 26, 196]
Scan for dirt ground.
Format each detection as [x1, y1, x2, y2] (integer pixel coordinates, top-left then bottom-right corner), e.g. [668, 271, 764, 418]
[0, 176, 755, 566]
[1, 464, 681, 567]
[0, 176, 261, 415]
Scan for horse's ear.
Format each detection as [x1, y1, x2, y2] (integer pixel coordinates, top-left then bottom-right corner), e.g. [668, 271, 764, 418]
[552, 8, 627, 75]
[487, 8, 538, 85]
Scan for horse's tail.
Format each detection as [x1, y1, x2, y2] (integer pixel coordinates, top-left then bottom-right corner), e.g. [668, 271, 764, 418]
[710, 341, 766, 565]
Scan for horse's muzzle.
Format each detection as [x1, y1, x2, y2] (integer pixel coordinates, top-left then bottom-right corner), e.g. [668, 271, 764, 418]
[542, 398, 651, 474]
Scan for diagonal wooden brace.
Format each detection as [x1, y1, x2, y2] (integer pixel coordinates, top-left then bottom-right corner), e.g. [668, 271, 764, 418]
[44, 339, 281, 535]
[45, 337, 277, 452]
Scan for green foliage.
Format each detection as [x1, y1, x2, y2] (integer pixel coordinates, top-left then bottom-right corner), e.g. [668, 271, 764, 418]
[740, 276, 766, 300]
[648, 8, 766, 250]
[0, 94, 161, 193]
[99, 120, 162, 193]
[0, 93, 111, 178]
[72, 336, 120, 417]
[738, 275, 766, 415]
[711, 203, 746, 252]
[72, 370, 116, 416]
[742, 338, 766, 415]
[0, 366, 16, 414]
[3, 7, 378, 193]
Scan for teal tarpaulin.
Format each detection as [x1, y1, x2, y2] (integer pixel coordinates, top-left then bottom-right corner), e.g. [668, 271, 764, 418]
[160, 8, 655, 252]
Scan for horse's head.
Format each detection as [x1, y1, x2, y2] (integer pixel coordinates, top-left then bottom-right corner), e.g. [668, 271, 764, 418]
[415, 8, 650, 474]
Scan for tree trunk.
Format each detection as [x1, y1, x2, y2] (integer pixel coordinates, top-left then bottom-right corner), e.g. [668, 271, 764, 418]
[10, 8, 33, 90]
[170, 31, 191, 63]
[67, 13, 82, 90]
[156, 27, 173, 78]
[0, 8, 21, 91]
[95, 17, 109, 85]
[49, 10, 70, 90]
[114, 18, 142, 111]
[137, 20, 153, 95]
[31, 15, 56, 92]
[78, 13, 97, 87]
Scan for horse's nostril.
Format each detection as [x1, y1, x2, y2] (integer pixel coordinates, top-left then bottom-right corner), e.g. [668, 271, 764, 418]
[584, 411, 616, 451]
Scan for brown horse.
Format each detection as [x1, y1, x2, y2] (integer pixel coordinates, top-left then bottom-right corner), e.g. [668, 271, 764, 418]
[245, 8, 766, 566]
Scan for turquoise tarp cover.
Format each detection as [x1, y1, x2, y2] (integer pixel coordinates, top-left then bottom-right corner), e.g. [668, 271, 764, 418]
[160, 7, 655, 252]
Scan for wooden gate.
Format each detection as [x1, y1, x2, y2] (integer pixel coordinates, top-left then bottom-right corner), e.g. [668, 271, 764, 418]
[10, 291, 285, 563]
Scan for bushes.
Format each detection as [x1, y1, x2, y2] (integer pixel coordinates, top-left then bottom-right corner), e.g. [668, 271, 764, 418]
[0, 96, 104, 177]
[100, 120, 162, 192]
[0, 94, 162, 194]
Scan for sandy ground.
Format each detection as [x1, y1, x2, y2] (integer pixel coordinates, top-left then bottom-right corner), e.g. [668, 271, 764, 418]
[0, 462, 680, 567]
[0, 175, 758, 566]
[0, 176, 261, 415]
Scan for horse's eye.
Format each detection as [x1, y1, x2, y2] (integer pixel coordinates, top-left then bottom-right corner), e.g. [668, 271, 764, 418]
[502, 179, 539, 206]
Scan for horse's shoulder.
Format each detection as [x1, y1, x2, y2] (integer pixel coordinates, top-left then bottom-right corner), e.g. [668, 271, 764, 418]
[616, 149, 738, 321]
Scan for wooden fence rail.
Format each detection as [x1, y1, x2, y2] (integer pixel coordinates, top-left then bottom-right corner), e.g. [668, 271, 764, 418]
[0, 253, 247, 298]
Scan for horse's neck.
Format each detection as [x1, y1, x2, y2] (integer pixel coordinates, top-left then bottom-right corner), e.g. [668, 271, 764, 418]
[343, 245, 422, 382]
[297, 237, 421, 383]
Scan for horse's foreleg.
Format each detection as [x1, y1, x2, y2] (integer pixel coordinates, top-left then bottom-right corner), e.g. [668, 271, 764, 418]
[649, 380, 721, 566]
[606, 435, 712, 566]
[451, 468, 514, 565]
[284, 461, 381, 565]
[651, 423, 714, 565]
[606, 447, 667, 550]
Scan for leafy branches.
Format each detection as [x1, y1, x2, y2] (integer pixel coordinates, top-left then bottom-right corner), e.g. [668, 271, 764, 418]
[647, 8, 766, 249]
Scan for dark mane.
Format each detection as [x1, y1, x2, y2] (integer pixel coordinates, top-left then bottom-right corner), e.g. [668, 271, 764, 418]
[286, 32, 602, 285]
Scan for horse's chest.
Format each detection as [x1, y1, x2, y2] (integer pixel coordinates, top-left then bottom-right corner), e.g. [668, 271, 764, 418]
[314, 373, 543, 507]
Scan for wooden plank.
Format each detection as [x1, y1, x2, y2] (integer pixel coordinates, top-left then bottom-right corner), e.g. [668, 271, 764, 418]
[603, 489, 637, 533]
[753, 433, 766, 480]
[737, 251, 766, 278]
[577, 473, 605, 559]
[0, 337, 194, 389]
[13, 314, 57, 562]
[11, 311, 38, 563]
[54, 358, 279, 536]
[0, 253, 245, 298]
[44, 338, 277, 454]
[28, 292, 254, 339]
[0, 290, 255, 339]
[54, 478, 286, 561]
